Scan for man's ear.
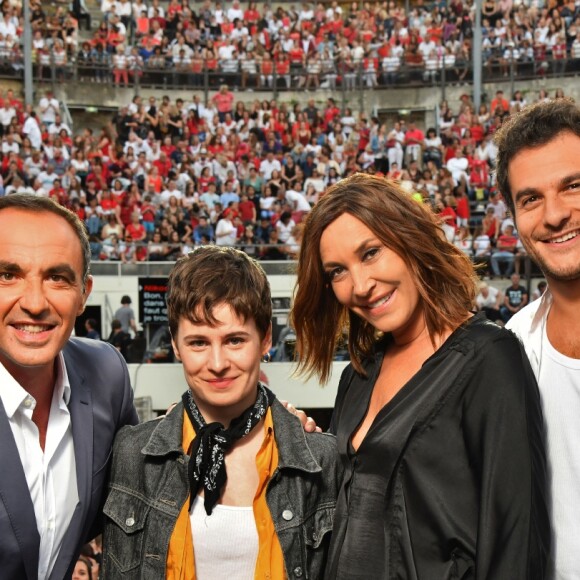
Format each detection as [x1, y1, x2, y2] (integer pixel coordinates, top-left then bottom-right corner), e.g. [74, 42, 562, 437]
[78, 275, 94, 315]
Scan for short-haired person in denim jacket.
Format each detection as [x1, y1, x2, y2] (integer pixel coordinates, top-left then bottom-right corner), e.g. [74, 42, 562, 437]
[101, 246, 340, 580]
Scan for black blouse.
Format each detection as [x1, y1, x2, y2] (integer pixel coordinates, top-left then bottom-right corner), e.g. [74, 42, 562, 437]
[326, 314, 549, 580]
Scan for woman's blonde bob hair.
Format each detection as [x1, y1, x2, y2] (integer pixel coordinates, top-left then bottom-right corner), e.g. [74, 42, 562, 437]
[292, 173, 478, 383]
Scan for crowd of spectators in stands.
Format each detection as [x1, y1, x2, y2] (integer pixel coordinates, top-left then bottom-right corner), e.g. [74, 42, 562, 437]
[1, 0, 580, 86]
[0, 81, 570, 273]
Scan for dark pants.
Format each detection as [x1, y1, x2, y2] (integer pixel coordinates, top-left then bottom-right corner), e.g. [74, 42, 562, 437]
[74, 11, 91, 30]
[482, 306, 502, 323]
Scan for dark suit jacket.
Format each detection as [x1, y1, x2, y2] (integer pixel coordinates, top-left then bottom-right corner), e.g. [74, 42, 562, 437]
[0, 338, 139, 580]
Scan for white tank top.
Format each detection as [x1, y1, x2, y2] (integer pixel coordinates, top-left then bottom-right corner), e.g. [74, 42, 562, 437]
[190, 495, 259, 580]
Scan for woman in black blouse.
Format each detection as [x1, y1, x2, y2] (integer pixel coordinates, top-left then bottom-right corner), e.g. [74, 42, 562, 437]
[292, 173, 549, 579]
[281, 155, 298, 189]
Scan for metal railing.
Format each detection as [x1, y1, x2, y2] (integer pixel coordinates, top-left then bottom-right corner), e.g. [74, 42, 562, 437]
[90, 239, 541, 280]
[90, 241, 298, 274]
[2, 52, 579, 106]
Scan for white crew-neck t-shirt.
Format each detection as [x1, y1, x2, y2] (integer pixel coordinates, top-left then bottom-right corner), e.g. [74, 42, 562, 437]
[538, 326, 580, 580]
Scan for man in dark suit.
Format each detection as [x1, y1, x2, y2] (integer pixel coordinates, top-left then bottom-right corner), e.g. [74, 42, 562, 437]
[0, 195, 138, 579]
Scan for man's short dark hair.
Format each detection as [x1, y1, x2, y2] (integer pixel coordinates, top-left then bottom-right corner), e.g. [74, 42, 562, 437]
[495, 99, 580, 215]
[121, 295, 132, 304]
[0, 194, 91, 290]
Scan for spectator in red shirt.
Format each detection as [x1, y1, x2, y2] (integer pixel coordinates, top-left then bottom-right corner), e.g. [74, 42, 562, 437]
[455, 189, 471, 228]
[490, 90, 509, 116]
[48, 178, 68, 206]
[125, 210, 147, 244]
[153, 151, 172, 178]
[86, 163, 108, 191]
[212, 84, 235, 122]
[469, 160, 490, 196]
[239, 192, 257, 224]
[244, 1, 260, 24]
[323, 98, 340, 127]
[404, 119, 425, 168]
[491, 224, 519, 277]
[438, 195, 458, 242]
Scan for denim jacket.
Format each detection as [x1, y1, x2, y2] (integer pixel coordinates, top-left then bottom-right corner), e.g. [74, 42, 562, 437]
[102, 398, 340, 580]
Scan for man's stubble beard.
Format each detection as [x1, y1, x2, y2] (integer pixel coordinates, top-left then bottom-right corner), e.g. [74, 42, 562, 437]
[520, 236, 580, 283]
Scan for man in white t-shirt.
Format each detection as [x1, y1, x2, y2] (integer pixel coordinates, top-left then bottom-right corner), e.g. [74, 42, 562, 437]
[259, 152, 281, 181]
[218, 38, 236, 61]
[160, 180, 183, 204]
[475, 281, 503, 323]
[0, 14, 17, 38]
[22, 111, 42, 150]
[304, 170, 325, 194]
[275, 211, 295, 243]
[446, 146, 469, 188]
[227, 0, 243, 22]
[1, 133, 19, 155]
[48, 114, 72, 136]
[215, 212, 237, 246]
[38, 91, 60, 125]
[285, 187, 311, 213]
[496, 99, 580, 579]
[0, 102, 16, 131]
[486, 190, 507, 222]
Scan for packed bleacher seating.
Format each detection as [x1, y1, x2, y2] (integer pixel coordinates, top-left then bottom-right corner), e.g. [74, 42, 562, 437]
[1, 0, 579, 88]
[0, 79, 571, 274]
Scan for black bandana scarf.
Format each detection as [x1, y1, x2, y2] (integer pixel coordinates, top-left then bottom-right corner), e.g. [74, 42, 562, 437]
[182, 382, 275, 515]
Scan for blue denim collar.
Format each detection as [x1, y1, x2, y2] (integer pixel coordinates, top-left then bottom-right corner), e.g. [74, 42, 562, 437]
[140, 397, 323, 475]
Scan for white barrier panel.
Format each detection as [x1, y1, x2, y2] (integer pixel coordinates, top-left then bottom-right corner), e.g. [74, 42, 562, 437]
[128, 361, 347, 412]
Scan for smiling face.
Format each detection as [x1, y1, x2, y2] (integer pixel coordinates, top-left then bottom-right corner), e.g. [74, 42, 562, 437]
[0, 209, 92, 387]
[171, 303, 271, 425]
[320, 213, 424, 343]
[509, 131, 580, 283]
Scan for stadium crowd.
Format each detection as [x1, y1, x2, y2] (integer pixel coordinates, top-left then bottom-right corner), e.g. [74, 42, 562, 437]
[0, 82, 570, 273]
[0, 0, 579, 85]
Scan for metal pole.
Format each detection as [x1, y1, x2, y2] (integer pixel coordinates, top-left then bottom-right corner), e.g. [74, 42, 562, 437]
[203, 60, 209, 107]
[23, 0, 33, 106]
[134, 61, 140, 97]
[50, 52, 57, 94]
[510, 57, 515, 97]
[130, 0, 134, 45]
[441, 53, 446, 103]
[340, 57, 346, 115]
[473, 0, 483, 109]
[358, 61, 364, 114]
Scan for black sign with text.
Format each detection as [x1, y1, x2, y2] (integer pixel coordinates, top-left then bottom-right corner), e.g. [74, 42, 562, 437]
[138, 277, 168, 325]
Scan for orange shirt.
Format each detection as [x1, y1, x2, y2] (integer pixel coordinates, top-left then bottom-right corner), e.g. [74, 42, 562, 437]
[275, 59, 290, 74]
[261, 60, 273, 74]
[136, 17, 150, 35]
[166, 407, 285, 579]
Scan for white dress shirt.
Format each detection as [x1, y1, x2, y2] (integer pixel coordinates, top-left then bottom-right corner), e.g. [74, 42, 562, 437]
[0, 355, 78, 580]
